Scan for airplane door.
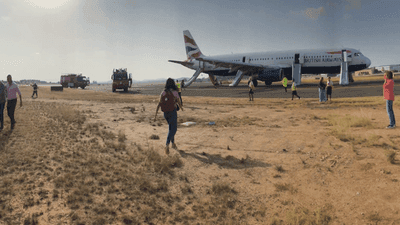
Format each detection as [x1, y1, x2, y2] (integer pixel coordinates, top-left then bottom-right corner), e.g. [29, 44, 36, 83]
[341, 50, 347, 62]
[199, 61, 204, 70]
[294, 53, 300, 64]
[242, 57, 246, 63]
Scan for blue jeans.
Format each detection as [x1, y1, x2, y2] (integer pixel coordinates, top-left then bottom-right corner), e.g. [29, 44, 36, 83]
[163, 109, 177, 145]
[0, 102, 4, 129]
[319, 88, 327, 102]
[386, 100, 396, 126]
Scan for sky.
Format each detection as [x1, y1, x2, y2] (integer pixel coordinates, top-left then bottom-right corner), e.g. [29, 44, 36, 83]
[0, 0, 400, 82]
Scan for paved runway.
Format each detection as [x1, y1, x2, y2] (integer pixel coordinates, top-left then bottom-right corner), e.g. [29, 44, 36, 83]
[85, 79, 400, 99]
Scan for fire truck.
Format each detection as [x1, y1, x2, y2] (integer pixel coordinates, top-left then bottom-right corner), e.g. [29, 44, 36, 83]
[112, 68, 132, 92]
[60, 73, 90, 89]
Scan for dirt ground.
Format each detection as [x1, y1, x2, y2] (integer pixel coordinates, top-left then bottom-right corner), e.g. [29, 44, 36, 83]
[0, 85, 399, 224]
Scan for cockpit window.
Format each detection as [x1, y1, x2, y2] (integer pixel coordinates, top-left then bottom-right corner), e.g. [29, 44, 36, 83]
[354, 53, 360, 57]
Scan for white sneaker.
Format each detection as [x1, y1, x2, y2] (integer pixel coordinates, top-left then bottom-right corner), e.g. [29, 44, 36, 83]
[386, 125, 395, 129]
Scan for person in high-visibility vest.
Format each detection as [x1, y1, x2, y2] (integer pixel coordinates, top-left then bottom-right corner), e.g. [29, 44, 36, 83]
[282, 76, 288, 92]
[291, 79, 300, 100]
[176, 80, 183, 106]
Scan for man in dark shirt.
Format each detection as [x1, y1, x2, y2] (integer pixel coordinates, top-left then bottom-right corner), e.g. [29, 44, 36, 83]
[32, 83, 38, 98]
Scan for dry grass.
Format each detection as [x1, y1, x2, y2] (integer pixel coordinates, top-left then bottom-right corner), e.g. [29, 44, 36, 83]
[275, 165, 286, 173]
[285, 206, 332, 225]
[274, 183, 297, 194]
[327, 114, 373, 128]
[0, 95, 271, 224]
[4, 85, 400, 224]
[387, 151, 396, 164]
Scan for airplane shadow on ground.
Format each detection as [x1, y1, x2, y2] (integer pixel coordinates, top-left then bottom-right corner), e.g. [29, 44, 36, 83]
[177, 150, 271, 169]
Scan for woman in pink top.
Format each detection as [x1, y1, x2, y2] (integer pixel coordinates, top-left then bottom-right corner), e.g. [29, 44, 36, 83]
[383, 71, 395, 128]
[6, 75, 22, 130]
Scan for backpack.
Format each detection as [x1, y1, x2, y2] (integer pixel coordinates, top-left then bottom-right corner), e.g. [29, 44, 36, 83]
[160, 90, 176, 112]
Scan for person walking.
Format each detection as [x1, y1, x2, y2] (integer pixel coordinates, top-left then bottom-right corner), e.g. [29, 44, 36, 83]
[291, 79, 300, 100]
[0, 81, 6, 131]
[5, 75, 22, 130]
[31, 83, 38, 98]
[155, 78, 184, 154]
[318, 77, 327, 102]
[282, 76, 288, 92]
[326, 77, 333, 101]
[176, 80, 183, 106]
[248, 78, 255, 101]
[383, 71, 396, 128]
[181, 80, 185, 90]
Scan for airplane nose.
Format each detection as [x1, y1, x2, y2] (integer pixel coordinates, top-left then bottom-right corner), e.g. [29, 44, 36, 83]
[365, 57, 371, 68]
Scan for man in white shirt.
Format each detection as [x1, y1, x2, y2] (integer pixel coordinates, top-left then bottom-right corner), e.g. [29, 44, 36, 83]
[5, 75, 22, 130]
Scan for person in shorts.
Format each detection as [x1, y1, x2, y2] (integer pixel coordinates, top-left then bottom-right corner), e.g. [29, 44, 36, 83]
[326, 77, 333, 101]
[248, 78, 255, 101]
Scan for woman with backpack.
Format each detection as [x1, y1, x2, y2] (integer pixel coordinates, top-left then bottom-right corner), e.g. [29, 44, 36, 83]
[154, 78, 184, 154]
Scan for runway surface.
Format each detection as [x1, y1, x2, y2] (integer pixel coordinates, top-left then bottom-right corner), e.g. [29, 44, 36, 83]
[85, 79, 400, 99]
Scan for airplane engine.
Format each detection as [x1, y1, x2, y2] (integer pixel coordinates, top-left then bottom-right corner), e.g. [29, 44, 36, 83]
[257, 69, 283, 85]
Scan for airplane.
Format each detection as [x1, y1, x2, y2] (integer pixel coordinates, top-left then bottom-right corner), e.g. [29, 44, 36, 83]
[169, 30, 371, 87]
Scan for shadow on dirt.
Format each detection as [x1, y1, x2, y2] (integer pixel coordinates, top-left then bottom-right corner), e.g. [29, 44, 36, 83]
[178, 150, 271, 169]
[0, 129, 14, 151]
[116, 90, 142, 94]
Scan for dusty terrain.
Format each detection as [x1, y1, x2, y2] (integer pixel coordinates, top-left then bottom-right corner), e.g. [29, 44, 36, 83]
[0, 84, 399, 224]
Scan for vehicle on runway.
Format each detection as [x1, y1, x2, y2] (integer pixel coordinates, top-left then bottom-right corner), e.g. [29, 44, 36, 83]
[112, 68, 132, 92]
[169, 30, 371, 87]
[60, 73, 90, 89]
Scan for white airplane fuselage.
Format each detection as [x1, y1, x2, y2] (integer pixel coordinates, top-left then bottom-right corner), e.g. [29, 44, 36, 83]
[169, 30, 371, 86]
[184, 48, 371, 80]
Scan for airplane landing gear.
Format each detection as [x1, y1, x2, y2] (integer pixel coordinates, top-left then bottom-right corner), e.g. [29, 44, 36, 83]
[252, 79, 258, 87]
[265, 81, 272, 86]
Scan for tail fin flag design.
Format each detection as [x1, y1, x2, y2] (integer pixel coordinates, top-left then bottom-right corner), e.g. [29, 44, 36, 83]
[183, 30, 205, 59]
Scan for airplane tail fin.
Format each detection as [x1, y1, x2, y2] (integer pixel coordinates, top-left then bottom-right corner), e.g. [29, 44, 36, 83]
[183, 30, 205, 59]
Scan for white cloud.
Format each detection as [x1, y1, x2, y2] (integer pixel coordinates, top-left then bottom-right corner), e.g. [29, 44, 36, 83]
[1, 16, 11, 21]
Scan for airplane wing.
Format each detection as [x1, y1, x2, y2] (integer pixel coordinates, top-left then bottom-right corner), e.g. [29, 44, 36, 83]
[168, 60, 194, 67]
[197, 56, 282, 73]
